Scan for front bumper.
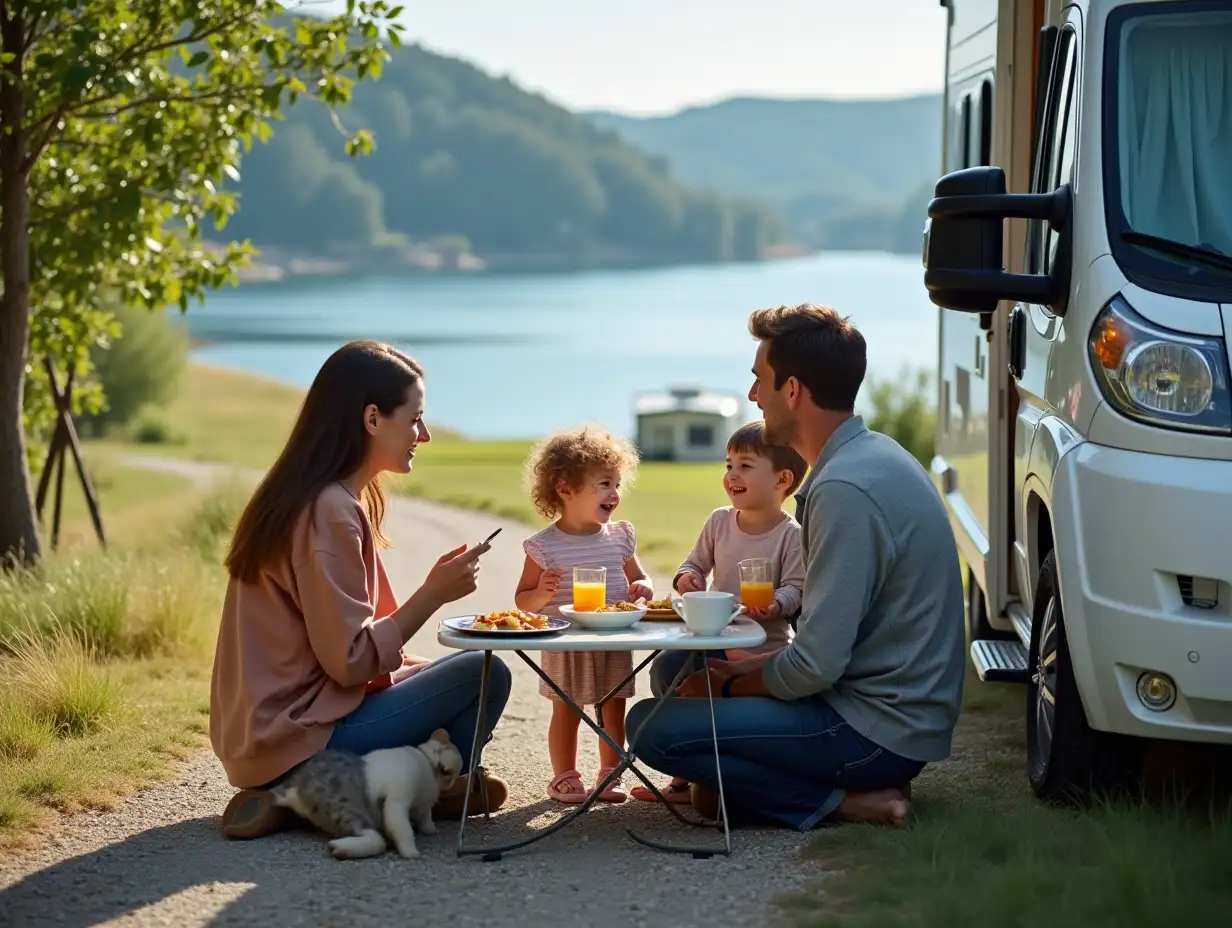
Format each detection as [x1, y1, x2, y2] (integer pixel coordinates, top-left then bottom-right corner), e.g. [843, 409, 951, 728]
[1051, 441, 1232, 743]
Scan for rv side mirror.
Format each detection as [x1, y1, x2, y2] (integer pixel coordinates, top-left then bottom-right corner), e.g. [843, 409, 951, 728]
[921, 166, 1071, 314]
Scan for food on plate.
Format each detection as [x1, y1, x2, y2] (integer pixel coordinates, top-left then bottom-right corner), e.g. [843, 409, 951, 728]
[471, 609, 551, 631]
[595, 600, 642, 613]
[643, 597, 675, 610]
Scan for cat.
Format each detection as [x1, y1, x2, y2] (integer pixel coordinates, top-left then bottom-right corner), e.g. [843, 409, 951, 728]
[270, 728, 464, 860]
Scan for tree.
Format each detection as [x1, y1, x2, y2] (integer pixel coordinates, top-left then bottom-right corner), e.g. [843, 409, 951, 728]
[0, 1, 404, 565]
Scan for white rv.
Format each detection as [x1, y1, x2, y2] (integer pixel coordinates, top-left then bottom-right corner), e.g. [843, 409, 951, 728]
[922, 0, 1232, 802]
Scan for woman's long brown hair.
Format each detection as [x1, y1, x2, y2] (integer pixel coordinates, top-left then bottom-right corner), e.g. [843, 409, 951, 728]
[225, 340, 424, 584]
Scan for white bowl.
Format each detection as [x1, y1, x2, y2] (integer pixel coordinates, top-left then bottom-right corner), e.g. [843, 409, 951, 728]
[558, 604, 646, 630]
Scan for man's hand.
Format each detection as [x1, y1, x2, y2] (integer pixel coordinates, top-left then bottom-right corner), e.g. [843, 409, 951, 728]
[678, 658, 741, 697]
[678, 655, 775, 699]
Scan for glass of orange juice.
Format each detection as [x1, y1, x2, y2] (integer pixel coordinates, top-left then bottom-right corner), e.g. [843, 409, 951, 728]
[572, 567, 607, 612]
[738, 558, 774, 610]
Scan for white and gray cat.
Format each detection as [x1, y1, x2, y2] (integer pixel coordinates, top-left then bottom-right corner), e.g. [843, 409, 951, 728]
[271, 729, 464, 860]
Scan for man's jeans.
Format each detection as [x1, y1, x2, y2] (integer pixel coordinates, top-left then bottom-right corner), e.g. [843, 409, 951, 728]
[626, 690, 924, 830]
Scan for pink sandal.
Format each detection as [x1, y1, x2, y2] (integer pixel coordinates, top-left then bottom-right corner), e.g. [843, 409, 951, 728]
[595, 767, 628, 803]
[547, 769, 588, 804]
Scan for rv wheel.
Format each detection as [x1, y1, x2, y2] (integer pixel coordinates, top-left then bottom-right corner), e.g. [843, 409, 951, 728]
[1026, 551, 1144, 804]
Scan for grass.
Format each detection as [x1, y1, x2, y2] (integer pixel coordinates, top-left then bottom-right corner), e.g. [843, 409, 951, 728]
[0, 473, 239, 853]
[784, 674, 1232, 927]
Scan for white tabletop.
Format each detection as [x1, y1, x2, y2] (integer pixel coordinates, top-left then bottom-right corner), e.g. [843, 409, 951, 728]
[437, 617, 767, 652]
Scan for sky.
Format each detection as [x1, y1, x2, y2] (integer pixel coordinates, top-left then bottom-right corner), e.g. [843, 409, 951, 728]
[316, 0, 949, 115]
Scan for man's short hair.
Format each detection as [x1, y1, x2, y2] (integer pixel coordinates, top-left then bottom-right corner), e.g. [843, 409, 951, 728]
[726, 420, 809, 496]
[748, 303, 867, 411]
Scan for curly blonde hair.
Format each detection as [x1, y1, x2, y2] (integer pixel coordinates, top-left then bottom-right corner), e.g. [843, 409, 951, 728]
[524, 426, 640, 520]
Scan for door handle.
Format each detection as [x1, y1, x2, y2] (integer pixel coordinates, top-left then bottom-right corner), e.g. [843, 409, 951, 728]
[1008, 305, 1027, 379]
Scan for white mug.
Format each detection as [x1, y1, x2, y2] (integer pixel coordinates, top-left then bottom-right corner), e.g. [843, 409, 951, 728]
[670, 590, 745, 636]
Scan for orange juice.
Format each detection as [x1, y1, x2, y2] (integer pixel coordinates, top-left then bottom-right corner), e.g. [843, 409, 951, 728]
[573, 582, 606, 612]
[740, 581, 775, 610]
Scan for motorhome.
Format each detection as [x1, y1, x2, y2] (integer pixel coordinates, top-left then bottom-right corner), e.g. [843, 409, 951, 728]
[922, 0, 1232, 802]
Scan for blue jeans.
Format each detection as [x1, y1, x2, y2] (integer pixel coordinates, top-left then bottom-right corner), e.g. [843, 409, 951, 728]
[327, 651, 512, 767]
[627, 692, 925, 831]
[649, 649, 728, 697]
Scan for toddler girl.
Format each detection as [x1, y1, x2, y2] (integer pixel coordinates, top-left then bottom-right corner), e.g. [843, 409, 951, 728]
[515, 426, 653, 805]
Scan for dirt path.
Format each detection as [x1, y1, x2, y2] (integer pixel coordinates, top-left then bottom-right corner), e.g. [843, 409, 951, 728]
[0, 458, 816, 927]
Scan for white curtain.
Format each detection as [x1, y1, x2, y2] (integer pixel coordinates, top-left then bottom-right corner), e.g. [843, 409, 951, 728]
[1118, 12, 1232, 255]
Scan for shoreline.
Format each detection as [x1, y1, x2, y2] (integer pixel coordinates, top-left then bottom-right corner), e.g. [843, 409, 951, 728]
[227, 240, 920, 286]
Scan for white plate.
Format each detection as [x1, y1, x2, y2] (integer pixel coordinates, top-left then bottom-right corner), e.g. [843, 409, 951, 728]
[443, 615, 570, 636]
[558, 604, 646, 630]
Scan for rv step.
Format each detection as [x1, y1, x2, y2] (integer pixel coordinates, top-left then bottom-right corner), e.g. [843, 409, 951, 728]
[971, 638, 1029, 683]
[1006, 601, 1033, 648]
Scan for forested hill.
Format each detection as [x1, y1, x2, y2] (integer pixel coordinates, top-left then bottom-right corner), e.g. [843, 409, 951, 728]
[588, 95, 944, 255]
[226, 43, 786, 267]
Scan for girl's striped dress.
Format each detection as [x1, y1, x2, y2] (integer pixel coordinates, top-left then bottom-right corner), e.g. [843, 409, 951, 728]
[523, 520, 637, 705]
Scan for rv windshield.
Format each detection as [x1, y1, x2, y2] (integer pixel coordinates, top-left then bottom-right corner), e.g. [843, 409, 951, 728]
[1106, 2, 1232, 298]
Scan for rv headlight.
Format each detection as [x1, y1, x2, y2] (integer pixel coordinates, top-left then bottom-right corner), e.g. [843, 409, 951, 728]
[1088, 297, 1232, 433]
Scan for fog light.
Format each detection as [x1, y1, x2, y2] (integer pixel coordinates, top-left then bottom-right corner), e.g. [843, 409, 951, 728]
[1136, 672, 1177, 712]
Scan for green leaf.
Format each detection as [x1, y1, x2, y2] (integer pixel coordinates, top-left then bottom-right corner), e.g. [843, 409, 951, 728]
[187, 50, 209, 67]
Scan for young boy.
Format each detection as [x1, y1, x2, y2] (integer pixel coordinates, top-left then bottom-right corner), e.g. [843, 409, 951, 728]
[631, 420, 807, 804]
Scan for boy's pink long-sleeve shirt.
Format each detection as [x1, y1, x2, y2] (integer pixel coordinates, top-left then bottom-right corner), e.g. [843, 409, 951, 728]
[674, 506, 804, 652]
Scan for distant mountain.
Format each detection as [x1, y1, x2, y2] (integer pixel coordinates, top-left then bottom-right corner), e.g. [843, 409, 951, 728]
[225, 43, 787, 270]
[587, 95, 944, 253]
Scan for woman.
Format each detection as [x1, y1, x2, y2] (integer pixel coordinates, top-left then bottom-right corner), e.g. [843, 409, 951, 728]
[212, 339, 513, 840]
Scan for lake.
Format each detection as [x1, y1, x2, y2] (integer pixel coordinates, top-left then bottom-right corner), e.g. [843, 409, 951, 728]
[187, 251, 939, 439]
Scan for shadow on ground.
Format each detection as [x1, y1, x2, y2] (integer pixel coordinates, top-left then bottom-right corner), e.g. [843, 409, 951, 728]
[0, 800, 759, 927]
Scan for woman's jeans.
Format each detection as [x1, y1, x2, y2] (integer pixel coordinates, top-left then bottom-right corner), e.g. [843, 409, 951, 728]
[626, 689, 925, 831]
[327, 651, 512, 768]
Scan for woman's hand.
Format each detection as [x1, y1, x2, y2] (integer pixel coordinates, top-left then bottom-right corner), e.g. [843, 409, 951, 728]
[421, 542, 490, 607]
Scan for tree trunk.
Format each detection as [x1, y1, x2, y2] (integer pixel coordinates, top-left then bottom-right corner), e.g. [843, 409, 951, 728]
[0, 19, 41, 567]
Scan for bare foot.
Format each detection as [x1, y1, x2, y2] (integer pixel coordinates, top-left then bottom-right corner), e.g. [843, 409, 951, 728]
[834, 788, 911, 827]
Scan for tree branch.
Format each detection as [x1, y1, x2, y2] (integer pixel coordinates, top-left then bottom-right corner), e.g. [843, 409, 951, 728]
[22, 8, 260, 170]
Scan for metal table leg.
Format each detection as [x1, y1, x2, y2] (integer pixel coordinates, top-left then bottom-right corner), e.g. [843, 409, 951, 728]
[455, 647, 733, 861]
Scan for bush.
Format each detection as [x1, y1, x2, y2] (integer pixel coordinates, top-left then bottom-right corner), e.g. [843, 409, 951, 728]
[86, 304, 188, 435]
[863, 367, 937, 468]
[129, 408, 185, 446]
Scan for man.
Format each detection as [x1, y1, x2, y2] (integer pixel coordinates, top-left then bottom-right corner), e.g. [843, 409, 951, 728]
[626, 303, 965, 829]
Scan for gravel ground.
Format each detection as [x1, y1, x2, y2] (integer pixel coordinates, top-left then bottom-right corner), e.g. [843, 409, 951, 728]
[0, 464, 817, 927]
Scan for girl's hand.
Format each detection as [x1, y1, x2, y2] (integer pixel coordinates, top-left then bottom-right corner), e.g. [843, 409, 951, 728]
[628, 579, 654, 603]
[536, 567, 563, 598]
[744, 601, 783, 622]
[675, 571, 706, 594]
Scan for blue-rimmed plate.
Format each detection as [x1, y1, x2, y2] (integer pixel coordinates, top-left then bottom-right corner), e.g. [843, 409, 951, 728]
[443, 614, 570, 636]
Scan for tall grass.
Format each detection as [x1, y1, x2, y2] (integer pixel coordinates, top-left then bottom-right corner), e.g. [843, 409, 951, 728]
[0, 482, 241, 849]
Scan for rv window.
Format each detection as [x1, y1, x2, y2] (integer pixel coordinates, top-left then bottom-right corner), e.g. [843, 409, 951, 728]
[1044, 40, 1079, 273]
[1108, 3, 1232, 293]
[1025, 28, 1076, 277]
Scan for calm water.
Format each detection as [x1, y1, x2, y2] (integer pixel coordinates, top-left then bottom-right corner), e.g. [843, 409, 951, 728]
[187, 251, 939, 439]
